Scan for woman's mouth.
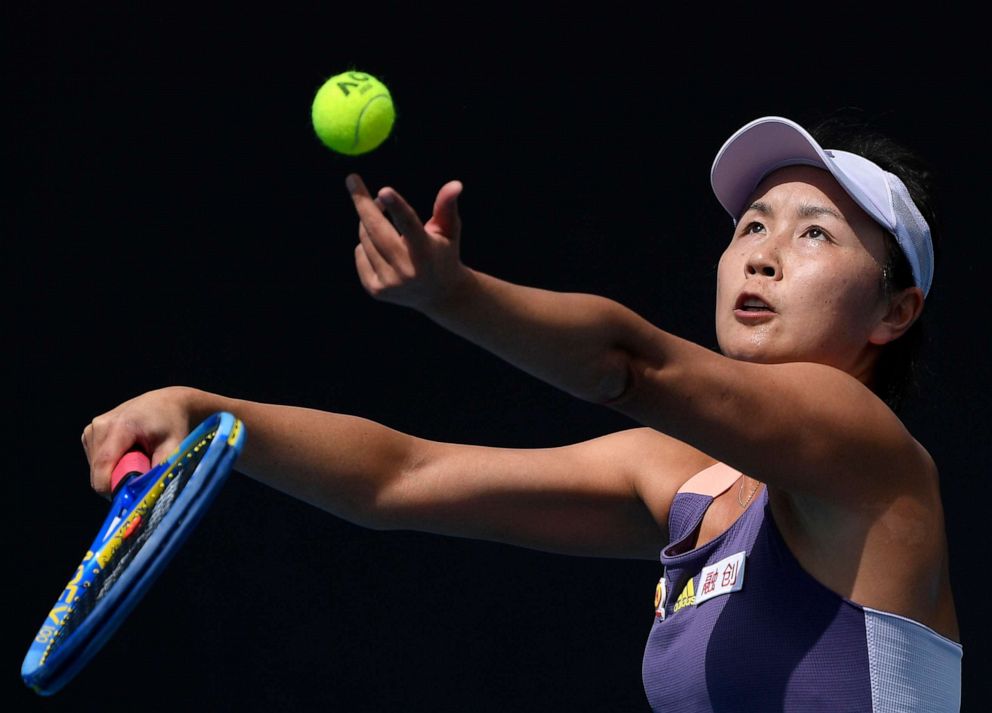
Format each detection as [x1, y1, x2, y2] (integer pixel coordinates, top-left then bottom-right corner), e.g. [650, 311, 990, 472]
[734, 293, 776, 321]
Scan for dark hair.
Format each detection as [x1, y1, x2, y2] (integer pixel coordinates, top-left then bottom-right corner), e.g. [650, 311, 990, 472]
[808, 111, 942, 412]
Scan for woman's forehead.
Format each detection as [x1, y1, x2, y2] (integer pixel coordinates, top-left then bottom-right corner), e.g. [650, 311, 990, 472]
[751, 166, 851, 208]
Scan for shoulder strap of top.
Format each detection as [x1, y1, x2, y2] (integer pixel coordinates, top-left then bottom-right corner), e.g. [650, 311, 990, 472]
[677, 461, 741, 497]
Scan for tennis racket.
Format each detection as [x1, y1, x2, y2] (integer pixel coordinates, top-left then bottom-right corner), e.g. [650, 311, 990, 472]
[21, 410, 246, 696]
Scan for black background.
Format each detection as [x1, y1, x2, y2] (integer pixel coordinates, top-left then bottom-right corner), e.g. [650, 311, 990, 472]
[7, 6, 990, 712]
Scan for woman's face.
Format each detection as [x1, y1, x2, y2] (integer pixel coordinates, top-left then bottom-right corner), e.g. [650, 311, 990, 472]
[715, 165, 893, 380]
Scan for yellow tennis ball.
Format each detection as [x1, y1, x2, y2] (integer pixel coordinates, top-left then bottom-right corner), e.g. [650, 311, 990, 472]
[311, 70, 396, 156]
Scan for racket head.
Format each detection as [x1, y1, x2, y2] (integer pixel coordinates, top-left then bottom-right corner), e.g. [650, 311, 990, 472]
[21, 410, 246, 696]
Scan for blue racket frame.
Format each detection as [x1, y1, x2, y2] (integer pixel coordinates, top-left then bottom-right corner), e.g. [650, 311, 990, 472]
[22, 411, 246, 695]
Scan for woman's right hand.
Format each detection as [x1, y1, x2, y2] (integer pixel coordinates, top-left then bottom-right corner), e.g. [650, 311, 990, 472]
[81, 386, 199, 497]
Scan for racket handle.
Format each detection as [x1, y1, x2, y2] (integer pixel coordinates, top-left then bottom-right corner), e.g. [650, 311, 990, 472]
[110, 450, 152, 493]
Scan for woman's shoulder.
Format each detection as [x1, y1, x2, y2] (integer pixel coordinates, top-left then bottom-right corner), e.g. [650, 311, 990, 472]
[613, 426, 718, 478]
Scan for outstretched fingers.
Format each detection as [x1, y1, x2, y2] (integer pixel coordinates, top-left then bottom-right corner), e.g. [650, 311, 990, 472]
[346, 173, 467, 307]
[355, 241, 386, 295]
[347, 174, 408, 265]
[357, 217, 392, 276]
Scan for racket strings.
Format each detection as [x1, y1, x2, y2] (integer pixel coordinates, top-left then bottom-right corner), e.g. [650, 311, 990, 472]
[95, 462, 186, 598]
[42, 430, 218, 658]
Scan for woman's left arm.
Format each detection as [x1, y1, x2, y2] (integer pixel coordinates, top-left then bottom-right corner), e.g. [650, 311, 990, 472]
[606, 320, 933, 504]
[348, 174, 929, 506]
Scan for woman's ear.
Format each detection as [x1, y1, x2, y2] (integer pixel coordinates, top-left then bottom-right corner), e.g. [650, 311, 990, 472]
[868, 286, 925, 346]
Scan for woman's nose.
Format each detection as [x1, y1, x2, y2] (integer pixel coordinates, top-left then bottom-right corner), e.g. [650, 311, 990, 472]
[745, 247, 781, 278]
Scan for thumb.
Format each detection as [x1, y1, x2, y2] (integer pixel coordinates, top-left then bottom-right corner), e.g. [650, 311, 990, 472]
[151, 438, 183, 472]
[427, 180, 463, 240]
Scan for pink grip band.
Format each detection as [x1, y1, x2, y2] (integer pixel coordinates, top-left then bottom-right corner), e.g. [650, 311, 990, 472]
[111, 450, 152, 492]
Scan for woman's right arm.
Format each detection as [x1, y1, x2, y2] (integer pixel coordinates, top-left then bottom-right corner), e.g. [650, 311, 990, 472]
[82, 386, 712, 560]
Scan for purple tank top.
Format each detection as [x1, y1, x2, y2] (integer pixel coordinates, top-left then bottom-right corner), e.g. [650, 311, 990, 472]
[641, 464, 962, 712]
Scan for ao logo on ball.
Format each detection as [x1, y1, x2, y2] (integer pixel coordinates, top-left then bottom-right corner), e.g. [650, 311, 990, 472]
[311, 71, 396, 156]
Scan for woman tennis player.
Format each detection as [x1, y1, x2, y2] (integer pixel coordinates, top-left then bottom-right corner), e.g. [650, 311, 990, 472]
[82, 115, 962, 711]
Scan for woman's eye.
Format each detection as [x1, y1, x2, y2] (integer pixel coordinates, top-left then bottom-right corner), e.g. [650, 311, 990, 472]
[741, 221, 764, 235]
[804, 227, 828, 240]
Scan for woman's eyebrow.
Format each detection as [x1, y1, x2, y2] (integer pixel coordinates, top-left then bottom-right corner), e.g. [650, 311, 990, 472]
[796, 202, 843, 220]
[744, 201, 771, 216]
[741, 201, 844, 221]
